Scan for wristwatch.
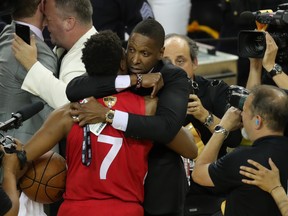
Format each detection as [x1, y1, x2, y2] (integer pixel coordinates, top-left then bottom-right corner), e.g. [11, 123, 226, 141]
[267, 63, 282, 78]
[214, 125, 229, 139]
[203, 112, 214, 127]
[105, 110, 115, 124]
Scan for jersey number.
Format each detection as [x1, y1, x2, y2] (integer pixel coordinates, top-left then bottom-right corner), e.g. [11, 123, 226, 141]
[97, 134, 123, 179]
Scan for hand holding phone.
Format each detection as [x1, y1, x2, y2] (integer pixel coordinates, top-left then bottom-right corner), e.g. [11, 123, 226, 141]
[15, 23, 30, 45]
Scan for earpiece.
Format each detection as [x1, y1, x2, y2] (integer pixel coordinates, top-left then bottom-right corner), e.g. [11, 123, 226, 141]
[255, 119, 259, 125]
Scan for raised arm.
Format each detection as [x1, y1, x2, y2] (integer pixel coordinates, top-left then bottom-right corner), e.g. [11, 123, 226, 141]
[24, 104, 73, 161]
[66, 75, 118, 101]
[262, 33, 288, 89]
[125, 68, 189, 143]
[12, 34, 84, 109]
[68, 66, 189, 144]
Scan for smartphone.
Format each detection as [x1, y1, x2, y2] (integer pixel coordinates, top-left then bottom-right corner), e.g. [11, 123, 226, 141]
[15, 23, 30, 45]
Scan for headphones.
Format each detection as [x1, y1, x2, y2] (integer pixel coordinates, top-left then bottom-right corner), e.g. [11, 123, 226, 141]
[255, 119, 259, 125]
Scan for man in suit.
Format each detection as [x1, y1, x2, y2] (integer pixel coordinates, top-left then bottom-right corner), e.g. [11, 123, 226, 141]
[1, 30, 196, 216]
[0, 0, 57, 215]
[66, 18, 190, 216]
[12, 0, 97, 109]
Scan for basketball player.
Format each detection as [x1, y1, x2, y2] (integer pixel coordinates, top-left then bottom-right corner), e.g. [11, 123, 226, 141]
[14, 30, 197, 216]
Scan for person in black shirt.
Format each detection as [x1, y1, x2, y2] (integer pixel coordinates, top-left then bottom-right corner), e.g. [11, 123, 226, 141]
[193, 84, 288, 216]
[164, 33, 242, 158]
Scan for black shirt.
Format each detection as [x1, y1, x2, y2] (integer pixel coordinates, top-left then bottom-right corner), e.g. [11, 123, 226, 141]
[209, 135, 288, 216]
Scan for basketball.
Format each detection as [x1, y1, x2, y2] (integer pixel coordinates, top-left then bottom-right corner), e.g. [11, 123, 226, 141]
[19, 151, 67, 204]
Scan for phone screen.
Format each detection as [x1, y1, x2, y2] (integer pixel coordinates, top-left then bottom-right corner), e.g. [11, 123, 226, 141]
[15, 23, 30, 45]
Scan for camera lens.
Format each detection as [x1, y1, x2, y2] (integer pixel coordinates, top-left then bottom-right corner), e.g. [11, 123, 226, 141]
[245, 34, 266, 56]
[246, 34, 265, 54]
[238, 30, 266, 58]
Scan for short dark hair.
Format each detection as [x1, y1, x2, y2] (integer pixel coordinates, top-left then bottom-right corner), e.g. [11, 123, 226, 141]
[82, 30, 123, 76]
[131, 18, 165, 49]
[165, 33, 199, 61]
[12, 0, 41, 19]
[250, 85, 288, 131]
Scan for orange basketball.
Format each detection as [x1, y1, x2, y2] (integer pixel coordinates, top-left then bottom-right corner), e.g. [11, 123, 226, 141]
[19, 151, 67, 204]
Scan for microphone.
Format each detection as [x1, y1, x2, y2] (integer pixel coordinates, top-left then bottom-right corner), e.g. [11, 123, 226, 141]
[239, 10, 272, 25]
[239, 11, 256, 25]
[0, 101, 44, 131]
[240, 9, 288, 27]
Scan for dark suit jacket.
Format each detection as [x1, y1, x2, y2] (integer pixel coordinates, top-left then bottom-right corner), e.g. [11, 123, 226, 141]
[66, 60, 190, 214]
[91, 0, 154, 41]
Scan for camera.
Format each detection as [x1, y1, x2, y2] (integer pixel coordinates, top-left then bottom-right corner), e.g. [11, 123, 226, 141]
[226, 85, 249, 111]
[238, 4, 288, 64]
[0, 133, 17, 173]
[0, 133, 16, 151]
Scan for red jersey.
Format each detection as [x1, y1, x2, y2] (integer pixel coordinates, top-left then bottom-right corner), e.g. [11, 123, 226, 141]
[58, 91, 152, 216]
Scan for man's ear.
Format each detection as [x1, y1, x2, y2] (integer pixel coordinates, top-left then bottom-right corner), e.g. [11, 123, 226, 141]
[158, 46, 165, 59]
[64, 17, 76, 31]
[192, 57, 198, 70]
[40, 0, 45, 14]
[119, 56, 127, 75]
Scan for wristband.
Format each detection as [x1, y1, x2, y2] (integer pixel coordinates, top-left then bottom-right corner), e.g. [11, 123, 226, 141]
[270, 185, 282, 194]
[135, 73, 143, 89]
[16, 146, 27, 170]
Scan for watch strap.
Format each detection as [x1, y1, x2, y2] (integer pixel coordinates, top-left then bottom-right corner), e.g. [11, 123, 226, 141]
[214, 124, 229, 139]
[203, 112, 214, 127]
[268, 64, 282, 78]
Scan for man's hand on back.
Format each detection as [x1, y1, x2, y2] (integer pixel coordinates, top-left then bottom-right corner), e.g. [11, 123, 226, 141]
[70, 97, 109, 127]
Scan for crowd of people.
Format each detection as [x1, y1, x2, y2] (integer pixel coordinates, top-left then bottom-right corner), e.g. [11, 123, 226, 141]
[1, 0, 288, 216]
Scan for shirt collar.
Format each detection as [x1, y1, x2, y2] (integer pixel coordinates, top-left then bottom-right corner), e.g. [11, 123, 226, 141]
[14, 21, 44, 41]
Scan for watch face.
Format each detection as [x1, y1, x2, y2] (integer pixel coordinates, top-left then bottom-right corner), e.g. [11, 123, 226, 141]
[214, 125, 222, 132]
[107, 112, 114, 119]
[275, 64, 282, 72]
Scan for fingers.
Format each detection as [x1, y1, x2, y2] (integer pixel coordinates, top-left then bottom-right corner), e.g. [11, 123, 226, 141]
[239, 168, 258, 185]
[241, 178, 255, 185]
[72, 115, 80, 122]
[70, 102, 81, 116]
[268, 158, 279, 172]
[239, 165, 258, 176]
[30, 34, 36, 48]
[150, 85, 157, 98]
[246, 159, 262, 169]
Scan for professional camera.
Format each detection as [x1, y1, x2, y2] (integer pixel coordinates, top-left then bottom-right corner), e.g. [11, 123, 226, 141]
[0, 134, 17, 154]
[0, 133, 16, 168]
[238, 4, 288, 64]
[226, 85, 249, 111]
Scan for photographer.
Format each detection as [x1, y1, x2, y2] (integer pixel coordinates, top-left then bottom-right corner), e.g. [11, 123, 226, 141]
[192, 84, 288, 216]
[0, 141, 27, 216]
[246, 32, 288, 90]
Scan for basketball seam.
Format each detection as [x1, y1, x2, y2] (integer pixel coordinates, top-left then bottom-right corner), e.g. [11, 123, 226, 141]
[35, 152, 54, 202]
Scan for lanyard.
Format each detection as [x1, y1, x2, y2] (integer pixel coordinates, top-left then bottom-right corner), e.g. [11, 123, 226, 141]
[82, 125, 92, 166]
